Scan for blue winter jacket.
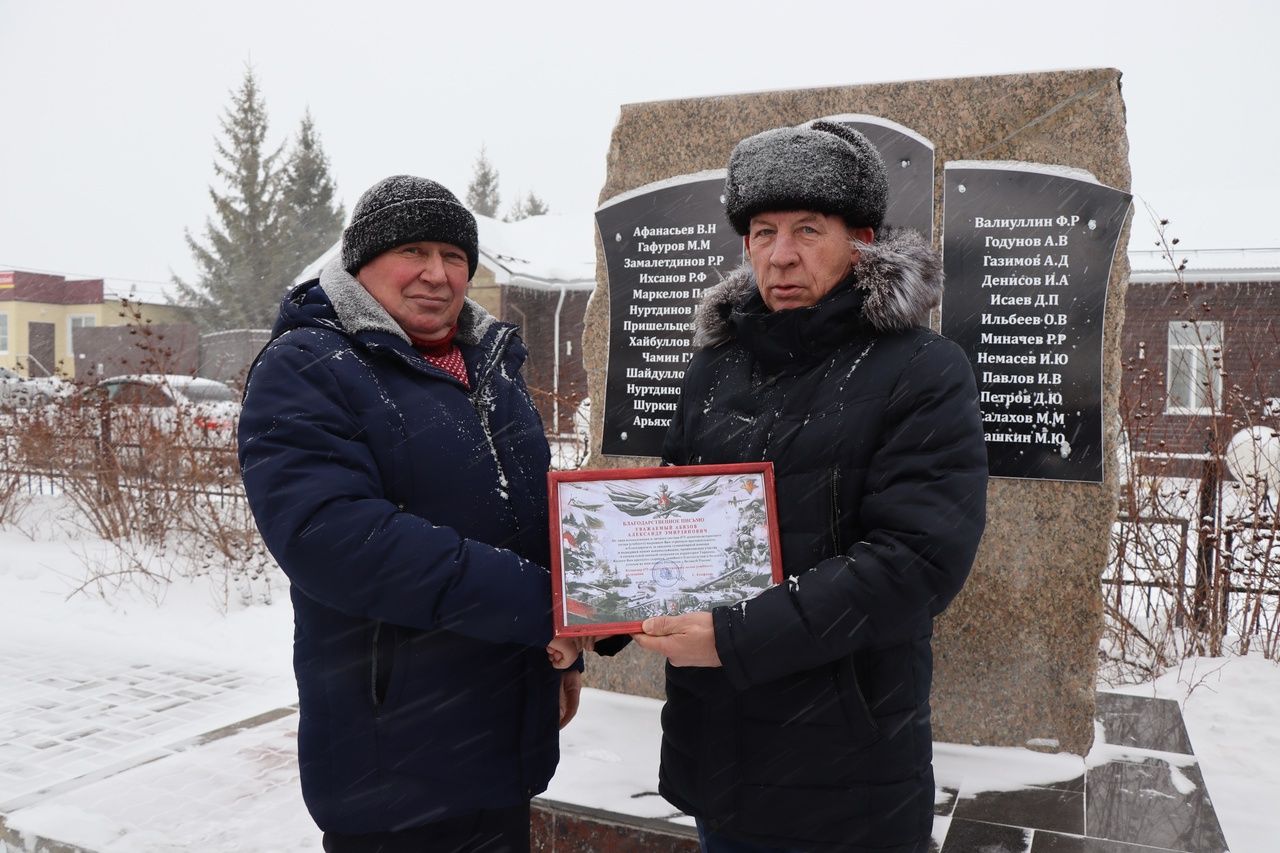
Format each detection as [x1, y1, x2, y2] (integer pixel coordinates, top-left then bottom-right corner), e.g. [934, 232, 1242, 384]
[238, 258, 558, 834]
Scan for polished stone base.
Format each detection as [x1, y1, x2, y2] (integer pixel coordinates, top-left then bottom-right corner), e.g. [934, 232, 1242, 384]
[528, 692, 1229, 853]
[532, 799, 698, 852]
[931, 692, 1228, 852]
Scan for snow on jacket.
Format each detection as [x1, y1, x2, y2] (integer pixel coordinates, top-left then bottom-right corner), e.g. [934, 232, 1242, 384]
[659, 229, 989, 853]
[238, 258, 558, 834]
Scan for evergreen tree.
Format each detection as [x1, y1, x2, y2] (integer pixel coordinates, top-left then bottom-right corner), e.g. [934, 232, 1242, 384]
[465, 146, 501, 217]
[278, 110, 345, 284]
[174, 67, 286, 330]
[507, 190, 550, 221]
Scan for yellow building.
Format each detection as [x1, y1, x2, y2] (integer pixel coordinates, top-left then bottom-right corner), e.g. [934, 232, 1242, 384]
[0, 270, 191, 378]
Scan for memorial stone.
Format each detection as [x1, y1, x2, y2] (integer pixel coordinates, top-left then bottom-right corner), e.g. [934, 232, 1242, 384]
[581, 69, 1132, 757]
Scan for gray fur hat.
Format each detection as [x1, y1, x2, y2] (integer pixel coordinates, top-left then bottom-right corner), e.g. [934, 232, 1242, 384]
[342, 175, 479, 277]
[724, 120, 888, 235]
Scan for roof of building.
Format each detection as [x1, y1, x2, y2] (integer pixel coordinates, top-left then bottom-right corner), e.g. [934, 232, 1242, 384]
[1128, 248, 1280, 283]
[473, 213, 596, 291]
[294, 211, 597, 291]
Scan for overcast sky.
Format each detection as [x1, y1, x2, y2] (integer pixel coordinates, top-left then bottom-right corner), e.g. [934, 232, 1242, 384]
[1, 0, 1276, 298]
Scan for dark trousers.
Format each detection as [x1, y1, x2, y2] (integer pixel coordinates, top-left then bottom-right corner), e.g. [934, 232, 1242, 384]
[322, 803, 531, 853]
[696, 820, 804, 853]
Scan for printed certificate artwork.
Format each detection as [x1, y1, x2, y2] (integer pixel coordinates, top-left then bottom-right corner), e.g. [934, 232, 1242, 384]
[548, 463, 782, 636]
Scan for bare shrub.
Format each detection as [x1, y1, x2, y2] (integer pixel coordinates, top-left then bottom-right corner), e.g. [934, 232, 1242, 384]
[1104, 216, 1280, 683]
[0, 297, 282, 609]
[175, 491, 279, 610]
[527, 386, 590, 471]
[67, 536, 178, 604]
[14, 390, 192, 542]
[0, 427, 28, 526]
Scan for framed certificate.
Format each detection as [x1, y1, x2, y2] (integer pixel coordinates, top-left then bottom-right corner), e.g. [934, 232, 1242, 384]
[548, 463, 782, 637]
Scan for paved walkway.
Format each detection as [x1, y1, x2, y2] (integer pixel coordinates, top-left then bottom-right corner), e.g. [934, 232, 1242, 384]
[0, 637, 307, 851]
[0, 635, 1233, 853]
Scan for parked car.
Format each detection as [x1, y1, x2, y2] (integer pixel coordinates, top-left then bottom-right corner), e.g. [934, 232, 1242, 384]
[0, 366, 73, 408]
[95, 374, 240, 444]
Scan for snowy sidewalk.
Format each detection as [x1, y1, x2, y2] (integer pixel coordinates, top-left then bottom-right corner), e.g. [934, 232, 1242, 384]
[0, 611, 690, 852]
[0, 638, 296, 809]
[0, 651, 686, 852]
[0, 642, 1236, 853]
[0, 520, 1251, 852]
[0, 636, 306, 851]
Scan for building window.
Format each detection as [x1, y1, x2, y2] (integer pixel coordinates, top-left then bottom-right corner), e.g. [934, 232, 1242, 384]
[68, 315, 95, 356]
[1166, 320, 1222, 413]
[0, 314, 8, 353]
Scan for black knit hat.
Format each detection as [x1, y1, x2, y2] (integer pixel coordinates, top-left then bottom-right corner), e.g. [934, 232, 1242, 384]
[724, 120, 888, 236]
[342, 175, 479, 277]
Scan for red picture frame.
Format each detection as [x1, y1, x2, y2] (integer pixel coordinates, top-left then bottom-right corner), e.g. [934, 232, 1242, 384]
[548, 462, 782, 637]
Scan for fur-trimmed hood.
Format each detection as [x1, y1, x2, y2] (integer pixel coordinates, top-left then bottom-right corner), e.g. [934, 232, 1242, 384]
[314, 255, 498, 346]
[693, 227, 942, 348]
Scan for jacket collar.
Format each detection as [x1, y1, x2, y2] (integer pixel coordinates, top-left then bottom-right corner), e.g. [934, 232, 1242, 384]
[693, 226, 943, 349]
[317, 256, 497, 347]
[729, 275, 867, 368]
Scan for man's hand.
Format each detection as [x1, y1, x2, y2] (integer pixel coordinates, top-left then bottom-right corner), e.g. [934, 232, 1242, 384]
[547, 635, 582, 670]
[632, 612, 722, 667]
[559, 670, 582, 729]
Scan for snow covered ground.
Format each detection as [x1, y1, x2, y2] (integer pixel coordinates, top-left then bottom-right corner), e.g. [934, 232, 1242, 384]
[0, 498, 1277, 851]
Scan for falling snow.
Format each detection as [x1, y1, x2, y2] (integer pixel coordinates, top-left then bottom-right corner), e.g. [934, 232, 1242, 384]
[0, 503, 1276, 852]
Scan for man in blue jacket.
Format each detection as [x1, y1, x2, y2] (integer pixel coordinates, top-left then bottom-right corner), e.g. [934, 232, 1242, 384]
[633, 123, 988, 852]
[239, 175, 578, 852]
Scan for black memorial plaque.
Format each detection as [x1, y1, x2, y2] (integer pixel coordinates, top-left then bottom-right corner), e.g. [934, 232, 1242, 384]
[940, 163, 1131, 482]
[596, 173, 741, 457]
[822, 114, 935, 238]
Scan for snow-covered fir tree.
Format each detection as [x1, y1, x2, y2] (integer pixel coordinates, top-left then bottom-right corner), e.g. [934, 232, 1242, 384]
[465, 146, 501, 217]
[174, 67, 287, 331]
[277, 110, 345, 286]
[506, 190, 549, 221]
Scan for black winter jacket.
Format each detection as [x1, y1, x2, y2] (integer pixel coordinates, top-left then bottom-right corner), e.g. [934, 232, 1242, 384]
[238, 259, 559, 834]
[659, 230, 988, 852]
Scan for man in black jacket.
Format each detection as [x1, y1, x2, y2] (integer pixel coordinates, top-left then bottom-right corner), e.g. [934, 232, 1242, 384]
[633, 122, 988, 853]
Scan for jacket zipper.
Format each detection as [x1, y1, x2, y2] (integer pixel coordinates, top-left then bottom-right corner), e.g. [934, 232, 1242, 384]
[829, 467, 843, 555]
[468, 328, 517, 502]
[371, 622, 394, 713]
